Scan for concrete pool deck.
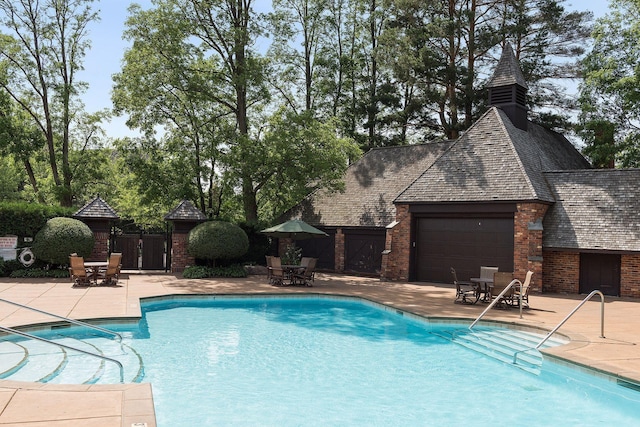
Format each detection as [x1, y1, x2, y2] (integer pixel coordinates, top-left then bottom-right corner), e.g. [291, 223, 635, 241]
[0, 272, 638, 426]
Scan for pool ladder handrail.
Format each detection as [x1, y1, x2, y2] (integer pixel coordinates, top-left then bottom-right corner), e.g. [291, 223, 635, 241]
[513, 290, 605, 365]
[0, 297, 123, 342]
[0, 325, 124, 383]
[468, 278, 522, 330]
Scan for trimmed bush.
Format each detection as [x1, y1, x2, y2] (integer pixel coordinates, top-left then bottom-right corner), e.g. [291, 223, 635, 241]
[182, 264, 248, 279]
[187, 221, 249, 264]
[31, 217, 94, 265]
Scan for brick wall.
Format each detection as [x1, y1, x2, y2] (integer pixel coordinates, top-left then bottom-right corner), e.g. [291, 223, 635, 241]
[171, 232, 194, 273]
[514, 203, 548, 293]
[89, 231, 109, 262]
[380, 205, 411, 281]
[621, 254, 640, 298]
[542, 250, 580, 293]
[334, 229, 344, 272]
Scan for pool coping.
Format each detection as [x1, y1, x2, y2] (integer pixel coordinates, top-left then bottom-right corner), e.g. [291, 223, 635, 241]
[0, 273, 639, 426]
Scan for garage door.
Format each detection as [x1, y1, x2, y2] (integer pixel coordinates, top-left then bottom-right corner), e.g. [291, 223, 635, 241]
[415, 217, 514, 283]
[296, 229, 335, 270]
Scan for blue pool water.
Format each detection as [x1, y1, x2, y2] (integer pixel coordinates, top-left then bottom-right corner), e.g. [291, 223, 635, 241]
[120, 296, 640, 426]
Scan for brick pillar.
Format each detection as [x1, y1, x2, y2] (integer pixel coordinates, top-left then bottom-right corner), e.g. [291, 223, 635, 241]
[514, 202, 549, 293]
[334, 228, 344, 272]
[621, 254, 640, 298]
[89, 231, 109, 261]
[171, 232, 194, 273]
[380, 205, 411, 281]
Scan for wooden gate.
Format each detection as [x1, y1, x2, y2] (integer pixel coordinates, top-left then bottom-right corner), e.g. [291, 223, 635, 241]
[114, 234, 166, 270]
[344, 229, 386, 274]
[579, 253, 620, 296]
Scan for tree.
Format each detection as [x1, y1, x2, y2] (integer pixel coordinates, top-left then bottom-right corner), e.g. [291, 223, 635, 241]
[0, 0, 100, 206]
[578, 0, 640, 167]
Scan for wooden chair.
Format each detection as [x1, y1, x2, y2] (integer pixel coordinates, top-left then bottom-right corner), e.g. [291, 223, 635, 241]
[451, 267, 478, 304]
[98, 253, 122, 286]
[69, 255, 91, 287]
[292, 258, 317, 287]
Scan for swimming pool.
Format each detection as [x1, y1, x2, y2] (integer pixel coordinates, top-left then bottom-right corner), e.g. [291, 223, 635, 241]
[133, 296, 640, 426]
[7, 295, 640, 426]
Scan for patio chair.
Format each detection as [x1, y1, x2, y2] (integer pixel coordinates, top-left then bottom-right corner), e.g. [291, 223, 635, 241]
[451, 267, 478, 304]
[300, 257, 313, 268]
[98, 253, 122, 286]
[69, 255, 91, 287]
[478, 266, 499, 301]
[512, 271, 533, 308]
[265, 256, 274, 283]
[269, 257, 288, 286]
[292, 258, 317, 287]
[491, 272, 514, 308]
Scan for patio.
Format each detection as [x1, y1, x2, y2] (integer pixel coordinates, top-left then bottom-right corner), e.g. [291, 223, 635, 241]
[0, 272, 638, 426]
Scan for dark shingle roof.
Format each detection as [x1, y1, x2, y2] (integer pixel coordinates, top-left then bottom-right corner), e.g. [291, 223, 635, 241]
[290, 142, 454, 227]
[543, 169, 640, 252]
[164, 200, 207, 221]
[487, 43, 528, 89]
[395, 108, 590, 204]
[73, 196, 119, 219]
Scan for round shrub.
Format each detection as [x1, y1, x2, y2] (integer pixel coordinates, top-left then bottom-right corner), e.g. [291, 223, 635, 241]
[32, 217, 94, 265]
[187, 221, 249, 263]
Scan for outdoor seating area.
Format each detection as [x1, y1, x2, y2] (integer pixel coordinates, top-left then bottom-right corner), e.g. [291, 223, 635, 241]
[69, 253, 122, 287]
[266, 255, 318, 287]
[452, 266, 532, 309]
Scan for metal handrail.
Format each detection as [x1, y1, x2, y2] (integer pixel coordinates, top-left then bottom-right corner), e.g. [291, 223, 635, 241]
[469, 279, 521, 330]
[513, 290, 605, 364]
[0, 297, 122, 342]
[0, 325, 124, 383]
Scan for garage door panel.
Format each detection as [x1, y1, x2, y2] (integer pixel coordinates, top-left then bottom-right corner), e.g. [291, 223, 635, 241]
[416, 217, 513, 283]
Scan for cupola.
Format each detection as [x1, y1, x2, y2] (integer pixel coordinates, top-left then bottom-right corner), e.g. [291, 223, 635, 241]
[487, 43, 529, 131]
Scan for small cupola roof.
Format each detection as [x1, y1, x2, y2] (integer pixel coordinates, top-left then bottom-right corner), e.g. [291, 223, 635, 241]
[487, 43, 529, 131]
[164, 199, 207, 221]
[73, 196, 119, 220]
[487, 43, 528, 90]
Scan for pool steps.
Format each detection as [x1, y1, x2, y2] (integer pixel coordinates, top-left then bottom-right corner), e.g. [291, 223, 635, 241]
[435, 328, 568, 374]
[0, 336, 143, 384]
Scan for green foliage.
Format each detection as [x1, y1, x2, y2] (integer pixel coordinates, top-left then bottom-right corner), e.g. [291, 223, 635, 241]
[0, 202, 74, 238]
[578, 0, 640, 167]
[237, 223, 273, 265]
[187, 221, 249, 262]
[281, 244, 302, 266]
[0, 259, 22, 277]
[182, 264, 248, 279]
[9, 268, 69, 279]
[31, 217, 94, 265]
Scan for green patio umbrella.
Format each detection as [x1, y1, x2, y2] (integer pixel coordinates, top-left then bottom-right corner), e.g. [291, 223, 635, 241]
[260, 219, 329, 240]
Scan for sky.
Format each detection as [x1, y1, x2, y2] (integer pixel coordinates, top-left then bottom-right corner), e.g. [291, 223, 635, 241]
[79, 0, 613, 140]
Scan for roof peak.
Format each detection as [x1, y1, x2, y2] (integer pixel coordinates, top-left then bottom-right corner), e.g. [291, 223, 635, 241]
[487, 43, 528, 90]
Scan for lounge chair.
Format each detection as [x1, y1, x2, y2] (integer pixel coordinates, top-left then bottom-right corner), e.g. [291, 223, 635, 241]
[69, 255, 91, 287]
[269, 257, 288, 286]
[451, 267, 478, 304]
[292, 258, 317, 287]
[98, 253, 122, 286]
[491, 271, 514, 308]
[512, 271, 533, 308]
